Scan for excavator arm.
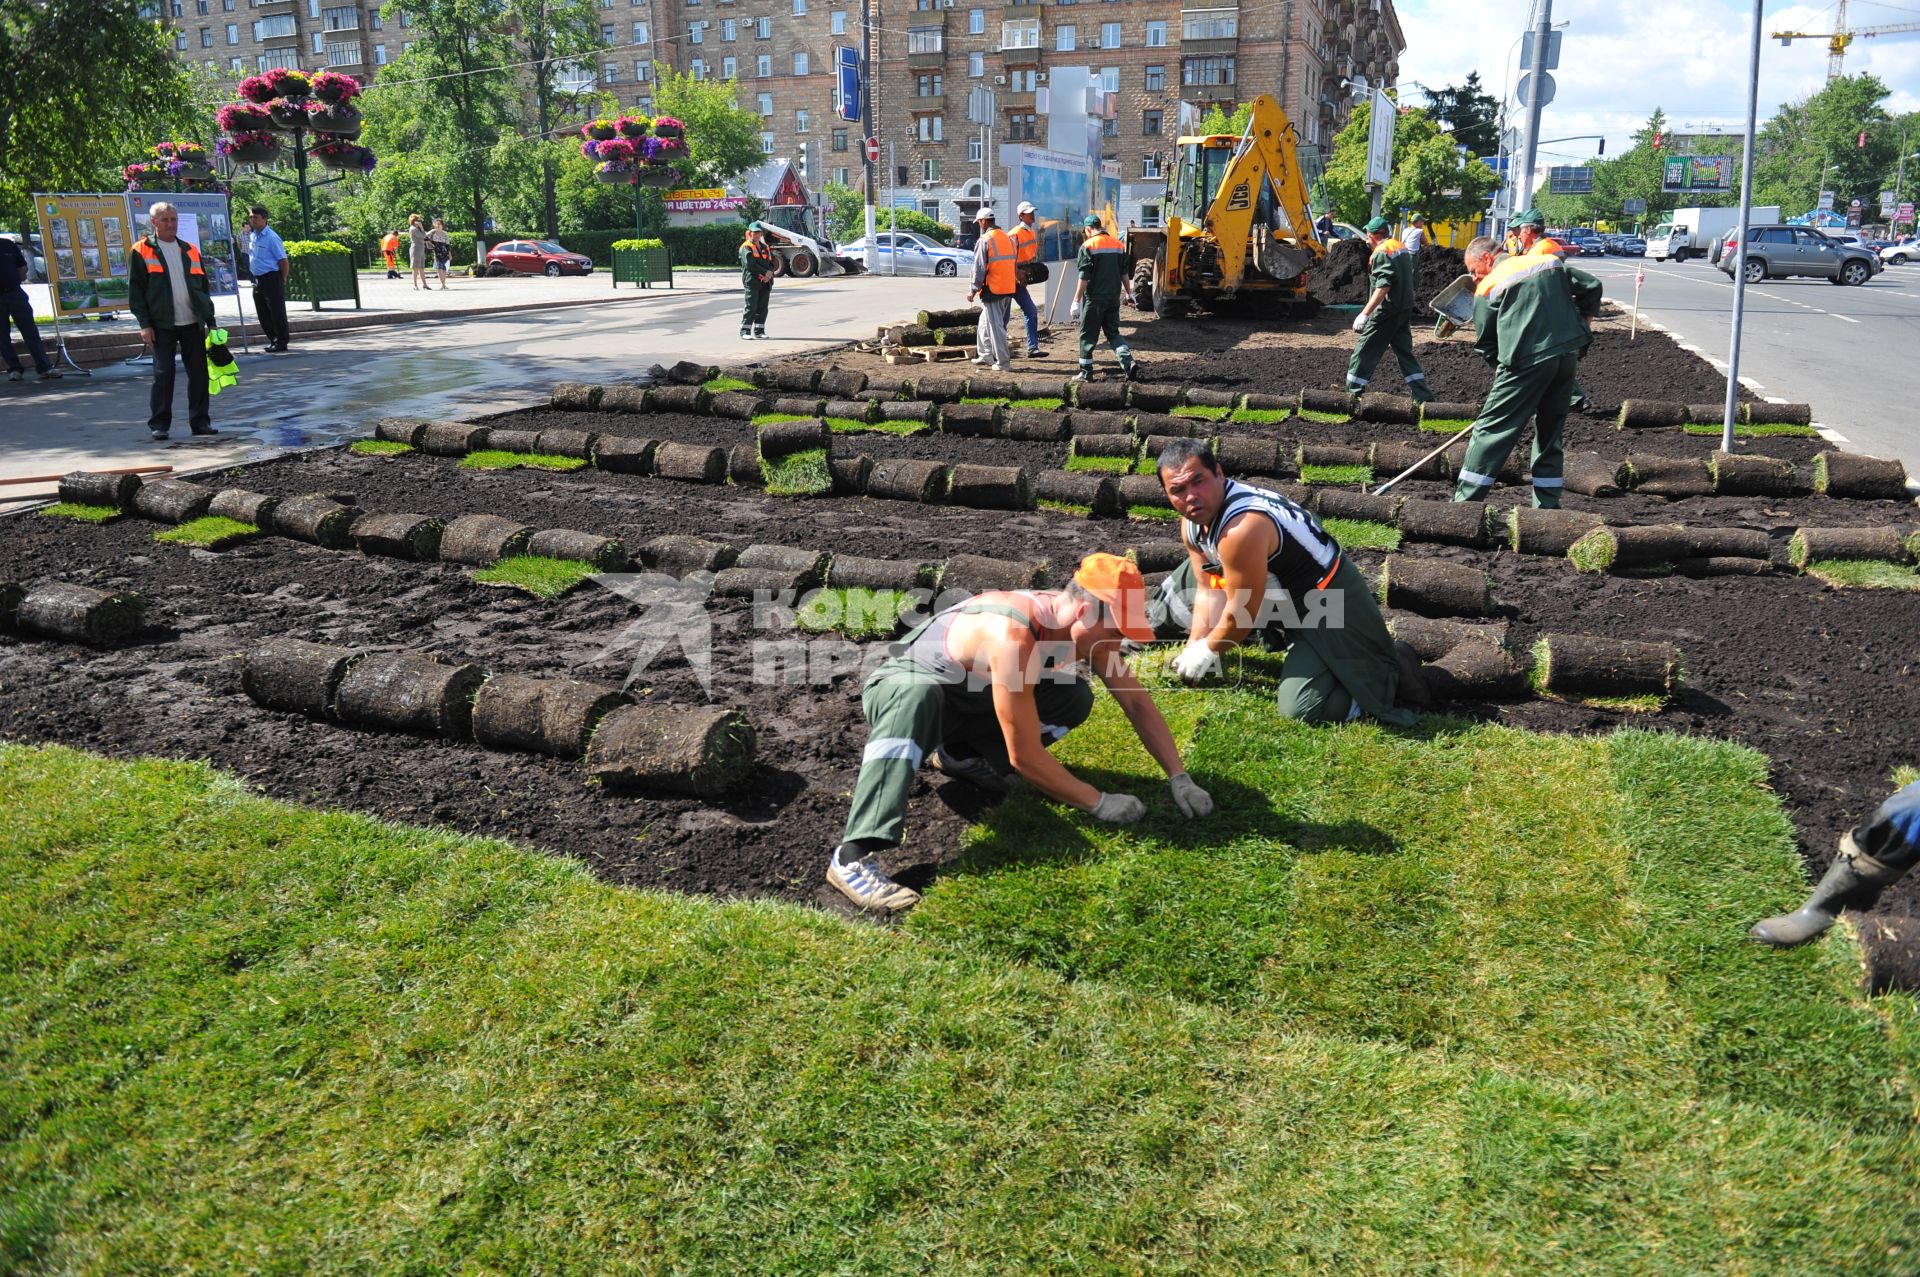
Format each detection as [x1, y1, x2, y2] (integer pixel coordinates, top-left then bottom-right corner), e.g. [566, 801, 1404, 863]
[1199, 94, 1324, 292]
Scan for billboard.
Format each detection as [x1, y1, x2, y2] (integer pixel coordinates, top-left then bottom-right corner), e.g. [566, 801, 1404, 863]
[35, 193, 132, 317]
[1365, 98, 1395, 186]
[1547, 165, 1594, 194]
[1661, 155, 1734, 193]
[1002, 143, 1093, 263]
[128, 190, 240, 297]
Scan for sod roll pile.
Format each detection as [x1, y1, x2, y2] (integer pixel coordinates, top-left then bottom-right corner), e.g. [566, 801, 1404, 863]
[419, 422, 492, 456]
[273, 494, 360, 548]
[1787, 526, 1912, 569]
[1394, 499, 1488, 548]
[868, 459, 950, 503]
[640, 535, 736, 575]
[1616, 400, 1688, 430]
[335, 652, 486, 739]
[946, 464, 1034, 511]
[242, 637, 357, 718]
[1814, 451, 1911, 501]
[652, 443, 727, 484]
[916, 306, 978, 329]
[351, 513, 445, 561]
[1378, 557, 1495, 618]
[208, 489, 281, 527]
[1710, 452, 1801, 497]
[587, 703, 757, 797]
[593, 435, 657, 475]
[1532, 633, 1680, 700]
[58, 471, 141, 509]
[526, 529, 627, 572]
[1624, 454, 1712, 498]
[1034, 471, 1121, 516]
[472, 675, 627, 759]
[130, 478, 212, 524]
[12, 582, 146, 646]
[549, 382, 601, 410]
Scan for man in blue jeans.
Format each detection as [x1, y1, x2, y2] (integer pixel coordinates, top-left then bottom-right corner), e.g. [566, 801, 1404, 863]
[0, 235, 59, 382]
[1010, 201, 1045, 358]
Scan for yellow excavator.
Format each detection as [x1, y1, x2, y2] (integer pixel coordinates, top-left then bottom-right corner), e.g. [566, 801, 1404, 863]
[1126, 94, 1324, 318]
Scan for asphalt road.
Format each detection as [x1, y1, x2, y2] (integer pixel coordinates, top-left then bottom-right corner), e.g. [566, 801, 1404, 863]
[1574, 254, 1920, 476]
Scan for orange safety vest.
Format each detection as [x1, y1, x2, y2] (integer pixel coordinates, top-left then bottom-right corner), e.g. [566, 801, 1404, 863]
[741, 237, 777, 275]
[1010, 220, 1039, 264]
[134, 236, 206, 279]
[980, 226, 1017, 294]
[382, 232, 400, 253]
[1082, 231, 1126, 256]
[1374, 237, 1405, 255]
[1474, 250, 1561, 299]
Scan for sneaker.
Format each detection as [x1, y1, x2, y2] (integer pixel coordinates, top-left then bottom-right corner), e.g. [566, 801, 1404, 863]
[1073, 370, 1093, 383]
[150, 429, 170, 441]
[971, 355, 992, 366]
[828, 847, 922, 913]
[1027, 348, 1043, 358]
[754, 328, 767, 339]
[929, 745, 1013, 796]
[1123, 363, 1141, 381]
[992, 363, 1013, 374]
[5, 369, 21, 382]
[741, 330, 753, 340]
[189, 425, 220, 436]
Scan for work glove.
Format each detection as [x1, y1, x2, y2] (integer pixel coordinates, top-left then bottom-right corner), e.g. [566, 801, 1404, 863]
[1069, 301, 1081, 320]
[1088, 791, 1147, 824]
[1168, 772, 1214, 819]
[1351, 311, 1369, 333]
[1172, 640, 1220, 684]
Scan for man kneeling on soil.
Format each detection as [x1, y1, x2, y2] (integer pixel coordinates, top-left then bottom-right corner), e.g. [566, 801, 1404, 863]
[829, 553, 1214, 913]
[1150, 439, 1422, 725]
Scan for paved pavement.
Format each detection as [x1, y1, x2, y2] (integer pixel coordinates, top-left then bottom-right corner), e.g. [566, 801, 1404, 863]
[0, 273, 934, 503]
[1577, 255, 1920, 476]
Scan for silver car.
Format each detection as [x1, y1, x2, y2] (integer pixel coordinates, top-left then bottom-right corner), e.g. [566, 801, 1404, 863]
[839, 231, 970, 277]
[1719, 225, 1882, 286]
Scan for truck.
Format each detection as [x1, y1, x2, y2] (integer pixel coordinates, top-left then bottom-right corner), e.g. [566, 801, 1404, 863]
[1647, 206, 1779, 263]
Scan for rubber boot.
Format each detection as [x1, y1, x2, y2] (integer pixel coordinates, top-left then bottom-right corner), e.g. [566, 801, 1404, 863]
[1392, 640, 1432, 709]
[1750, 834, 1902, 949]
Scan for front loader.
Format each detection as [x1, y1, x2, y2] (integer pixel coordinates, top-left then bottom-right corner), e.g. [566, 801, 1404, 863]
[1125, 94, 1324, 318]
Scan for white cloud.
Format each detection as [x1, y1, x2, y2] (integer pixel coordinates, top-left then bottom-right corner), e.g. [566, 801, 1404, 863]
[1396, 0, 1920, 183]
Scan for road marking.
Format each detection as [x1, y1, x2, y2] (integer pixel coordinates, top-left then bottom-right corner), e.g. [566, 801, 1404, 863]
[1829, 312, 1861, 323]
[1816, 426, 1850, 444]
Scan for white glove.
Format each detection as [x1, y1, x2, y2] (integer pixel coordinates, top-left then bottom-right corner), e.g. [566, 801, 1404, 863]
[1172, 641, 1219, 683]
[1069, 301, 1082, 320]
[1168, 772, 1214, 818]
[1088, 791, 1147, 824]
[1352, 311, 1369, 333]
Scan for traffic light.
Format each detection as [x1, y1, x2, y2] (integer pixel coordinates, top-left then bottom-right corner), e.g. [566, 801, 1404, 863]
[1652, 131, 1663, 150]
[1597, 138, 1605, 155]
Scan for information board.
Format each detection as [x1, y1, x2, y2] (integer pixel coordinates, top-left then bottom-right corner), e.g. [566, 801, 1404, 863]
[34, 193, 132, 316]
[129, 191, 240, 297]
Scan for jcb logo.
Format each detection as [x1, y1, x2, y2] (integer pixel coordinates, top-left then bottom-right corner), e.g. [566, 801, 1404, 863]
[1226, 181, 1251, 211]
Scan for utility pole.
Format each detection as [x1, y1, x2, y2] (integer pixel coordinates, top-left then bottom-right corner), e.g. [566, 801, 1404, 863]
[1721, 0, 1764, 453]
[1516, 0, 1552, 212]
[861, 0, 878, 271]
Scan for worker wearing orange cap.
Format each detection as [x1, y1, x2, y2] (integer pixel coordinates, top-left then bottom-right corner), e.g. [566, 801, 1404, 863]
[829, 552, 1214, 913]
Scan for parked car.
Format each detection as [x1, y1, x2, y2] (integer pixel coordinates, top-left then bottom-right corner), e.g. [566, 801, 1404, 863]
[1565, 230, 1606, 256]
[1, 232, 47, 283]
[1717, 225, 1883, 285]
[840, 231, 972, 277]
[1612, 236, 1647, 257]
[483, 239, 593, 277]
[1880, 240, 1920, 265]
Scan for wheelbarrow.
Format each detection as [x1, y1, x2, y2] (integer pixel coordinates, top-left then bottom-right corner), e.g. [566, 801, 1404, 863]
[1429, 273, 1475, 338]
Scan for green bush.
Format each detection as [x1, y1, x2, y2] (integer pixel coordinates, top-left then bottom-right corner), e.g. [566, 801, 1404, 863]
[612, 238, 666, 251]
[284, 240, 350, 258]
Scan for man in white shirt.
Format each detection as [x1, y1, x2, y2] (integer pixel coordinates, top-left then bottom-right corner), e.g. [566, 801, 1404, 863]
[1402, 215, 1427, 256]
[128, 202, 219, 441]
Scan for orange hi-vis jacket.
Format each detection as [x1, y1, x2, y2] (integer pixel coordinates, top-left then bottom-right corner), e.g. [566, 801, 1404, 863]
[977, 226, 1018, 295]
[1011, 220, 1039, 265]
[130, 235, 211, 330]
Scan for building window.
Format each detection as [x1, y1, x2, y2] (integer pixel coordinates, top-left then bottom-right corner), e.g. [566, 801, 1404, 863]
[968, 134, 982, 161]
[921, 158, 939, 182]
[917, 73, 942, 95]
[1010, 67, 1036, 90]
[1144, 63, 1164, 90]
[793, 0, 805, 11]
[1100, 65, 1118, 91]
[1142, 155, 1160, 178]
[1055, 23, 1075, 50]
[174, 32, 186, 51]
[831, 10, 845, 32]
[1140, 202, 1161, 226]
[600, 23, 614, 40]
[1181, 8, 1236, 39]
[636, 60, 651, 80]
[906, 25, 942, 54]
[312, 31, 325, 53]
[226, 22, 238, 43]
[322, 5, 356, 30]
[721, 18, 735, 39]
[722, 55, 736, 76]
[1100, 20, 1120, 47]
[634, 20, 649, 39]
[374, 42, 386, 63]
[968, 51, 984, 76]
[756, 53, 771, 75]
[1143, 109, 1161, 134]
[605, 63, 620, 82]
[761, 132, 775, 153]
[690, 22, 705, 42]
[968, 6, 984, 31]
[792, 50, 808, 73]
[1145, 19, 1165, 46]
[254, 13, 293, 37]
[1183, 56, 1234, 85]
[1001, 18, 1039, 47]
[327, 39, 361, 65]
[832, 128, 848, 151]
[836, 166, 849, 185]
[795, 108, 809, 132]
[1007, 112, 1037, 140]
[917, 114, 943, 141]
[259, 48, 299, 70]
[199, 26, 212, 46]
[758, 92, 773, 115]
[196, 0, 206, 11]
[229, 56, 243, 70]
[369, 10, 381, 28]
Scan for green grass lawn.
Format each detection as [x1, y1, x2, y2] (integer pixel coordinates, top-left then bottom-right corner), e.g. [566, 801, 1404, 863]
[470, 555, 600, 598]
[762, 447, 833, 496]
[458, 450, 588, 473]
[1037, 498, 1094, 517]
[38, 502, 121, 524]
[703, 375, 757, 393]
[154, 516, 260, 550]
[1127, 504, 1181, 521]
[1682, 422, 1819, 438]
[1419, 417, 1474, 433]
[5, 686, 1919, 1270]
[1300, 463, 1374, 485]
[348, 439, 415, 457]
[1802, 558, 1920, 591]
[1171, 404, 1231, 421]
[795, 587, 917, 639]
[754, 411, 900, 434]
[1229, 407, 1292, 425]
[1064, 453, 1134, 474]
[1320, 516, 1403, 551]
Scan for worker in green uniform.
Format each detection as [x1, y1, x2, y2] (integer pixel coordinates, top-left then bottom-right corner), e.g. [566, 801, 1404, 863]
[1505, 208, 1590, 410]
[1150, 438, 1426, 725]
[1069, 214, 1136, 381]
[738, 222, 777, 340]
[1451, 234, 1603, 509]
[827, 553, 1214, 913]
[1345, 216, 1433, 403]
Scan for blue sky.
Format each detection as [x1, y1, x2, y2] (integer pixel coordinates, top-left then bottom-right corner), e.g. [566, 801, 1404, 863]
[1396, 0, 1920, 171]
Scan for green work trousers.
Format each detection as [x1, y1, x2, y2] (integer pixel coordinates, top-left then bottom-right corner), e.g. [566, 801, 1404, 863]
[1452, 351, 1577, 509]
[1147, 558, 1414, 726]
[1077, 298, 1133, 372]
[740, 280, 772, 333]
[1346, 311, 1432, 402]
[841, 655, 1094, 846]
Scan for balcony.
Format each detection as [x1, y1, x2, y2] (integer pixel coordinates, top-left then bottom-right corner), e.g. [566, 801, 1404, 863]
[1000, 41, 1042, 64]
[906, 16, 947, 67]
[1183, 82, 1235, 103]
[326, 42, 363, 66]
[914, 92, 945, 109]
[1001, 89, 1036, 109]
[1005, 2, 1042, 16]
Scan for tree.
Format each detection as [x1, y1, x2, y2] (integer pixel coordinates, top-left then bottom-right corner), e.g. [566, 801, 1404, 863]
[823, 182, 953, 243]
[1753, 75, 1895, 217]
[507, 0, 605, 238]
[0, 0, 202, 228]
[377, 0, 518, 239]
[1323, 103, 1498, 225]
[1425, 73, 1500, 157]
[1197, 102, 1253, 136]
[648, 64, 767, 189]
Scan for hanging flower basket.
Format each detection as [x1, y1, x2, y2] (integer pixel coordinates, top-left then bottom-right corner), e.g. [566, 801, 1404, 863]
[617, 115, 652, 139]
[580, 139, 603, 160]
[309, 70, 362, 104]
[585, 117, 619, 141]
[650, 116, 685, 140]
[308, 103, 363, 136]
[265, 67, 312, 99]
[237, 73, 280, 105]
[595, 162, 635, 185]
[151, 140, 209, 166]
[269, 99, 309, 130]
[175, 163, 217, 181]
[311, 140, 377, 173]
[596, 137, 637, 164]
[219, 132, 284, 165]
[634, 165, 682, 188]
[217, 103, 274, 133]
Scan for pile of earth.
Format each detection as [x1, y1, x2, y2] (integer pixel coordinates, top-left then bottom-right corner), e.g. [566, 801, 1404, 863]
[1306, 239, 1470, 308]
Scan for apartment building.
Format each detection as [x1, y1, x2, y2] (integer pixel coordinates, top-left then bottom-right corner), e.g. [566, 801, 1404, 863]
[146, 0, 398, 82]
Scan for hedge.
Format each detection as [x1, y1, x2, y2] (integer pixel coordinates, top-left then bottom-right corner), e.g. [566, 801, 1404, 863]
[354, 225, 749, 270]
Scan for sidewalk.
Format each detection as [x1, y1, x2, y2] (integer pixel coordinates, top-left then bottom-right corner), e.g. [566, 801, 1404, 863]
[0, 273, 935, 505]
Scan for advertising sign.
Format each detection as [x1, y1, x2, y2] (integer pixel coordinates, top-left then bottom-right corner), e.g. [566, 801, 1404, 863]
[1899, 201, 1914, 224]
[34, 193, 132, 316]
[1661, 155, 1734, 193]
[663, 188, 748, 212]
[1548, 165, 1594, 194]
[1365, 97, 1395, 186]
[1818, 189, 1835, 211]
[128, 190, 239, 297]
[1002, 144, 1093, 263]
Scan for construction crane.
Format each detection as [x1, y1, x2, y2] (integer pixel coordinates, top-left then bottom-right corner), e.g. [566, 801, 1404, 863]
[1773, 0, 1920, 80]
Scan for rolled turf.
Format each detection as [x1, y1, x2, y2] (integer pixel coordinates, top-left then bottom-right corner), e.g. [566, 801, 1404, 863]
[272, 494, 361, 548]
[1531, 633, 1680, 699]
[874, 400, 935, 425]
[829, 454, 874, 495]
[762, 367, 821, 393]
[586, 703, 758, 797]
[418, 422, 491, 456]
[867, 458, 950, 503]
[965, 373, 1020, 400]
[937, 554, 1046, 595]
[822, 398, 874, 424]
[485, 429, 544, 455]
[208, 489, 281, 527]
[1616, 400, 1688, 430]
[1072, 381, 1128, 411]
[597, 385, 650, 414]
[910, 374, 967, 402]
[1814, 451, 1911, 501]
[1394, 499, 1488, 548]
[1297, 388, 1354, 421]
[1315, 489, 1400, 525]
[1386, 615, 1509, 663]
[57, 471, 140, 509]
[535, 429, 599, 460]
[932, 325, 977, 346]
[1676, 557, 1773, 578]
[817, 368, 868, 397]
[1564, 452, 1625, 498]
[735, 544, 828, 586]
[1418, 401, 1479, 431]
[593, 436, 657, 475]
[663, 360, 714, 385]
[351, 513, 445, 561]
[549, 382, 601, 410]
[1377, 557, 1495, 617]
[1422, 641, 1529, 700]
[640, 535, 736, 575]
[1127, 384, 1182, 413]
[1355, 394, 1417, 424]
[1567, 524, 1690, 575]
[647, 385, 710, 415]
[708, 391, 770, 421]
[472, 674, 628, 759]
[652, 443, 727, 484]
[335, 652, 487, 739]
[1073, 433, 1139, 459]
[916, 306, 978, 329]
[1074, 409, 1140, 436]
[1372, 442, 1449, 483]
[1033, 471, 1121, 517]
[1709, 452, 1801, 497]
[130, 478, 213, 524]
[827, 555, 932, 591]
[1127, 541, 1187, 573]
[1117, 474, 1171, 510]
[939, 402, 1001, 437]
[1212, 435, 1283, 476]
[1787, 526, 1911, 569]
[439, 514, 534, 566]
[756, 418, 831, 460]
[527, 529, 627, 572]
[1003, 409, 1070, 442]
[728, 443, 764, 486]
[946, 464, 1034, 511]
[1744, 401, 1813, 426]
[242, 637, 357, 718]
[1508, 508, 1606, 557]
[1298, 443, 1370, 470]
[373, 417, 427, 447]
[1681, 527, 1771, 561]
[11, 582, 146, 646]
[1239, 392, 1293, 414]
[1624, 454, 1712, 498]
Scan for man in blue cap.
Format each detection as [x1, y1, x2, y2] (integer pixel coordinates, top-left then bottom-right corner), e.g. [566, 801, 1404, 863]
[738, 222, 778, 340]
[1345, 215, 1432, 403]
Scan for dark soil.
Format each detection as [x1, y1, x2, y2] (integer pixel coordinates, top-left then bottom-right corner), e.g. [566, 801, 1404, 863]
[1305, 239, 1470, 309]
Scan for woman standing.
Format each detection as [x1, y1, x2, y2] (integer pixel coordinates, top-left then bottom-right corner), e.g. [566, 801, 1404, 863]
[429, 217, 452, 290]
[407, 214, 428, 290]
